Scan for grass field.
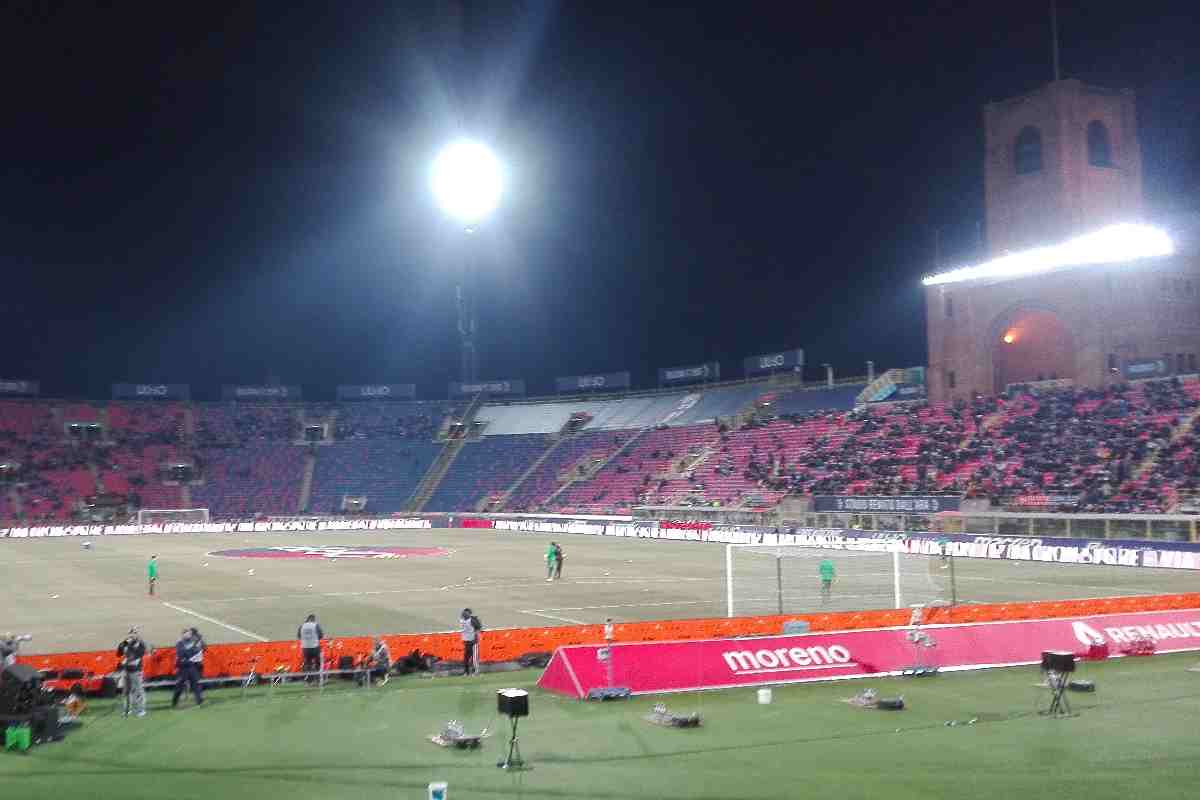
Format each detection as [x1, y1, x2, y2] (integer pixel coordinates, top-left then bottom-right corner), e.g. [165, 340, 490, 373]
[2, 653, 1199, 799]
[4, 528, 1199, 653]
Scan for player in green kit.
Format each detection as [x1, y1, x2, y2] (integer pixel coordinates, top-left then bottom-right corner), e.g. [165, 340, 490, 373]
[147, 555, 158, 596]
[818, 557, 836, 604]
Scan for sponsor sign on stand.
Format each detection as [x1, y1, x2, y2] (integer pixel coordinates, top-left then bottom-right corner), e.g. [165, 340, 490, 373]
[0, 379, 39, 396]
[222, 385, 302, 400]
[448, 380, 526, 398]
[742, 349, 804, 376]
[211, 545, 449, 559]
[658, 361, 720, 386]
[111, 383, 191, 401]
[538, 609, 1200, 698]
[554, 371, 632, 393]
[336, 384, 417, 400]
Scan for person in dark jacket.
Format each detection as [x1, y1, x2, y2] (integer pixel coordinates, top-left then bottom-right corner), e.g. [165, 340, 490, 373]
[116, 627, 148, 717]
[171, 628, 204, 707]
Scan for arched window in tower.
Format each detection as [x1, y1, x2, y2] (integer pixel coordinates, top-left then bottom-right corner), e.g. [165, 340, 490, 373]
[1087, 120, 1112, 167]
[1014, 126, 1043, 175]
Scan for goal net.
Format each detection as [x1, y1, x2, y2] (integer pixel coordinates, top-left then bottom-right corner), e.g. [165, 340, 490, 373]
[724, 543, 953, 618]
[135, 508, 210, 526]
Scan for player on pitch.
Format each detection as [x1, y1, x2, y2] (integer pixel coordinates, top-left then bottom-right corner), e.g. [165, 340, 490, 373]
[819, 557, 836, 604]
[545, 542, 558, 582]
[147, 554, 158, 596]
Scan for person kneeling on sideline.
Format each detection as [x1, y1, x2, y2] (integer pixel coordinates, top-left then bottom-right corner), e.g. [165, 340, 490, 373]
[360, 637, 391, 686]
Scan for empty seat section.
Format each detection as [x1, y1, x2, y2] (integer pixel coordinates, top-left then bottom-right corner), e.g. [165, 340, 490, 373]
[309, 440, 443, 513]
[425, 434, 551, 511]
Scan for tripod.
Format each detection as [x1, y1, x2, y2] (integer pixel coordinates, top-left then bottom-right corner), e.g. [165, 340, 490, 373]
[497, 715, 527, 770]
[1043, 671, 1072, 718]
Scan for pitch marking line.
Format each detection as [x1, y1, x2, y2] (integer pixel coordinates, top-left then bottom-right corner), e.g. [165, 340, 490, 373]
[519, 610, 587, 625]
[161, 601, 270, 642]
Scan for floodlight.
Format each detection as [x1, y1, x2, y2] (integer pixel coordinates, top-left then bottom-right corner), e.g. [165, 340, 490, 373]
[1003, 331, 1016, 344]
[430, 140, 503, 224]
[921, 223, 1174, 287]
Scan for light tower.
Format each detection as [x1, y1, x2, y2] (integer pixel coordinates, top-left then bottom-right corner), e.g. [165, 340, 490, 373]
[431, 139, 503, 384]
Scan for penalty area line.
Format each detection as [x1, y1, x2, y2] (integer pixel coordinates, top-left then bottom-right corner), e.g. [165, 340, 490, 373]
[161, 601, 270, 642]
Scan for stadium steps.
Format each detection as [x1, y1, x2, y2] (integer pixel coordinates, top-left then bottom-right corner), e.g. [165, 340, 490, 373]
[297, 451, 317, 512]
[542, 424, 653, 508]
[406, 393, 485, 512]
[180, 483, 192, 508]
[182, 405, 196, 438]
[496, 434, 568, 510]
[1138, 405, 1200, 501]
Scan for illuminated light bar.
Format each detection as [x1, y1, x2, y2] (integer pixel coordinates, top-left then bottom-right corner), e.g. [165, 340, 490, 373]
[921, 223, 1174, 287]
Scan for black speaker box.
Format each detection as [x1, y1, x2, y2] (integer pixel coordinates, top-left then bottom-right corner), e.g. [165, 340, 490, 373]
[877, 697, 905, 710]
[31, 706, 62, 742]
[497, 689, 529, 717]
[1068, 679, 1096, 692]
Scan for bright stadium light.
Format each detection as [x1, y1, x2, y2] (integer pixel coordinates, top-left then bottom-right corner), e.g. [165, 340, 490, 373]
[921, 223, 1174, 287]
[430, 139, 503, 224]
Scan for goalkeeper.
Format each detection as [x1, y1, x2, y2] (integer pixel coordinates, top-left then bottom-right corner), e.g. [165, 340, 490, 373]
[147, 555, 159, 596]
[818, 557, 836, 604]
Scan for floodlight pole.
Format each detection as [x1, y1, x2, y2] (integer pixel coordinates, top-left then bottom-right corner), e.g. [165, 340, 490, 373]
[456, 229, 480, 384]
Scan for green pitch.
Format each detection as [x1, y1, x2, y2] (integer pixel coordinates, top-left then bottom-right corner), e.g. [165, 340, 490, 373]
[3, 654, 1199, 799]
[2, 528, 1198, 653]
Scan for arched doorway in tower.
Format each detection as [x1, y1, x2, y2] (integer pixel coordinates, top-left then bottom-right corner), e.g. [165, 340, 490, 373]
[992, 309, 1075, 391]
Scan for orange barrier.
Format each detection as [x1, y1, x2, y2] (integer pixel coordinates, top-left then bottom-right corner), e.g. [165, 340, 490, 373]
[20, 592, 1200, 682]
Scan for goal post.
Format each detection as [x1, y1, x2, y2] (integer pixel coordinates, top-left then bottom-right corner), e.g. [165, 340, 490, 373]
[135, 508, 210, 526]
[724, 542, 953, 618]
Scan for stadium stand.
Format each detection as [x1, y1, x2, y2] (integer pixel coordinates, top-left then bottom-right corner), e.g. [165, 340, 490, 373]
[4, 377, 1200, 522]
[196, 403, 298, 445]
[308, 439, 443, 514]
[334, 400, 462, 440]
[768, 383, 866, 415]
[191, 442, 307, 517]
[554, 424, 722, 513]
[505, 429, 633, 511]
[425, 434, 551, 512]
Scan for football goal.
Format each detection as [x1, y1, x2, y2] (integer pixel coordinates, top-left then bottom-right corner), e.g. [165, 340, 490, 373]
[724, 542, 954, 618]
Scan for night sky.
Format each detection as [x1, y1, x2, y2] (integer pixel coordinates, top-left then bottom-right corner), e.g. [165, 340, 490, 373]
[3, 1, 1198, 399]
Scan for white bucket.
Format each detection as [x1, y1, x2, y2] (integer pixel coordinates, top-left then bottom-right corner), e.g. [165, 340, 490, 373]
[757, 688, 773, 705]
[429, 782, 448, 800]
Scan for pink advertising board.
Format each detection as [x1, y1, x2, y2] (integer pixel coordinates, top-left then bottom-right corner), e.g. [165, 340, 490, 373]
[537, 609, 1200, 698]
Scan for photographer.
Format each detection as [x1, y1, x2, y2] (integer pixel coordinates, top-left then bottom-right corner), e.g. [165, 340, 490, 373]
[171, 628, 204, 707]
[116, 627, 148, 718]
[1, 632, 32, 668]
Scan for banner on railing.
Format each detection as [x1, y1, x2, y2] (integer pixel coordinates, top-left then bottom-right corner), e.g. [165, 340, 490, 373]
[743, 349, 803, 375]
[658, 361, 720, 386]
[1124, 358, 1169, 380]
[538, 608, 1200, 698]
[554, 371, 631, 393]
[111, 383, 191, 401]
[868, 382, 927, 403]
[222, 385, 302, 400]
[812, 495, 960, 513]
[448, 380, 526, 398]
[336, 384, 417, 400]
[0, 379, 39, 396]
[1010, 493, 1080, 508]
